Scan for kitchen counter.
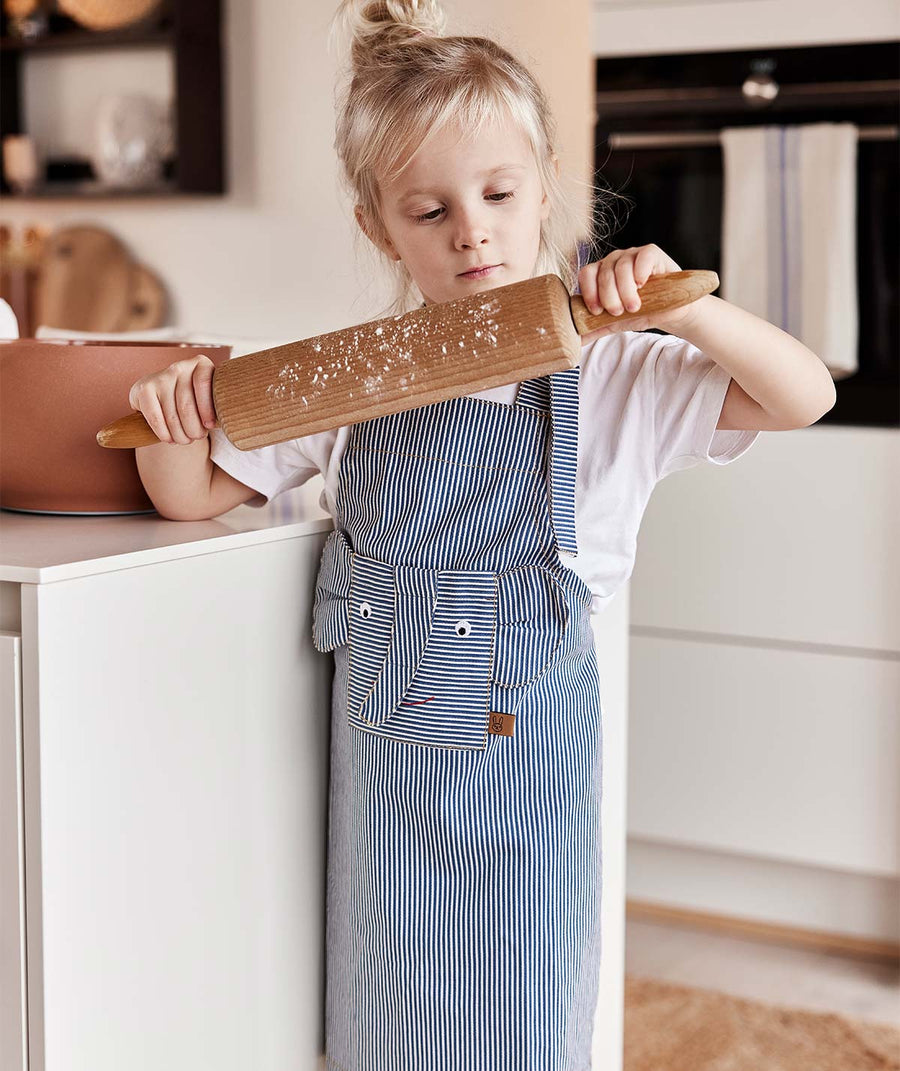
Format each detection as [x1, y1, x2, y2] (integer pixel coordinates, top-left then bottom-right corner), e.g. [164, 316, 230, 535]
[0, 493, 333, 584]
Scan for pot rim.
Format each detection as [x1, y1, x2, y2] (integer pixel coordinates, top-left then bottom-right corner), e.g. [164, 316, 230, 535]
[0, 339, 231, 349]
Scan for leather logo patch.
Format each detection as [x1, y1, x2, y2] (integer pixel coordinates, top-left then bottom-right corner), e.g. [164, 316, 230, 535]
[488, 711, 515, 737]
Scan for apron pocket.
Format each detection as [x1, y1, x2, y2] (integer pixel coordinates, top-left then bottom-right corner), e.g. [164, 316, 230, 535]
[491, 567, 569, 687]
[371, 571, 496, 749]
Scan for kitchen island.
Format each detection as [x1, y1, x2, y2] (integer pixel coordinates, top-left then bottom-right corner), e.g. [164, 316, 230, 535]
[0, 489, 628, 1071]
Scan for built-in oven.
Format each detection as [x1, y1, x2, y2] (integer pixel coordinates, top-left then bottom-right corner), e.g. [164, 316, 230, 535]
[590, 40, 899, 428]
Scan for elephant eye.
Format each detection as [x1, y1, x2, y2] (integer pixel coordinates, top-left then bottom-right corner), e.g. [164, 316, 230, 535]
[359, 601, 372, 619]
[455, 619, 472, 637]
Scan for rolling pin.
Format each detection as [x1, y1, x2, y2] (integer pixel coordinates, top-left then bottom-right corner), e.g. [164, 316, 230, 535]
[97, 269, 717, 451]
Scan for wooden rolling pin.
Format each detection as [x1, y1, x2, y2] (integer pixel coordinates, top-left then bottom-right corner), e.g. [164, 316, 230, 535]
[97, 269, 717, 451]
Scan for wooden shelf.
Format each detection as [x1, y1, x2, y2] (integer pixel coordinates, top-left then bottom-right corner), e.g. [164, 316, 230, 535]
[0, 0, 224, 197]
[0, 25, 174, 53]
[4, 180, 181, 199]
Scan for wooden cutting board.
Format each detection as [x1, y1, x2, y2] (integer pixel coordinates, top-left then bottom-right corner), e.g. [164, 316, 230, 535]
[97, 270, 717, 451]
[34, 225, 167, 333]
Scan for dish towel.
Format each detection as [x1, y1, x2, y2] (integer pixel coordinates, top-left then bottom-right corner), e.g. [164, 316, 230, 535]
[720, 122, 859, 379]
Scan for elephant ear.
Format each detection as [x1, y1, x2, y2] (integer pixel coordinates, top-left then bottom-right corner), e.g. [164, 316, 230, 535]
[491, 568, 568, 688]
[311, 528, 353, 653]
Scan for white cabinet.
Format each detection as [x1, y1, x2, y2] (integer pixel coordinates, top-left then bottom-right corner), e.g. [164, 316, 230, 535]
[626, 426, 900, 944]
[1, 630, 26, 1071]
[1, 509, 334, 1071]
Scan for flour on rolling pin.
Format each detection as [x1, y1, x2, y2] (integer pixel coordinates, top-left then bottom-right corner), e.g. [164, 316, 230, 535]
[215, 273, 581, 450]
[264, 296, 505, 405]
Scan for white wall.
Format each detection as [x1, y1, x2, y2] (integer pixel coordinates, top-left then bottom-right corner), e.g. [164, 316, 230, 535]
[3, 0, 592, 339]
[591, 0, 899, 56]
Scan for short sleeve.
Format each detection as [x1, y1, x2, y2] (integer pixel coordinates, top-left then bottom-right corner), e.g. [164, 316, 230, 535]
[208, 426, 320, 508]
[651, 334, 759, 480]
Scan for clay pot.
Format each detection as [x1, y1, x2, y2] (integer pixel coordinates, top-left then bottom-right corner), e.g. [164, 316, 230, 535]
[0, 339, 231, 515]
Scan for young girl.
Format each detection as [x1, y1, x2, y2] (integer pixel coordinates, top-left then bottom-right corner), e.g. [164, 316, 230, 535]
[130, 2, 835, 1067]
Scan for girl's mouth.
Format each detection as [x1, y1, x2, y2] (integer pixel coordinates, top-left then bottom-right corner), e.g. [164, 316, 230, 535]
[458, 264, 500, 280]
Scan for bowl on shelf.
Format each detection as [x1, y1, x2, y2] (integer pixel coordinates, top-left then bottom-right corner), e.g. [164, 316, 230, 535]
[0, 339, 231, 515]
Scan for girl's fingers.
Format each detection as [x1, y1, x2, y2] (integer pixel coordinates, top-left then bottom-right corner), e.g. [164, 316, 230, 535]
[577, 263, 603, 316]
[173, 370, 206, 442]
[128, 355, 216, 446]
[580, 246, 677, 318]
[613, 256, 642, 313]
[596, 257, 626, 317]
[192, 356, 217, 428]
[633, 247, 657, 286]
[154, 374, 189, 443]
[140, 392, 174, 444]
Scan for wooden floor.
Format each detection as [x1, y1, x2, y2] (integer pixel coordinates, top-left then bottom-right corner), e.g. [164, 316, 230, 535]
[625, 916, 900, 1027]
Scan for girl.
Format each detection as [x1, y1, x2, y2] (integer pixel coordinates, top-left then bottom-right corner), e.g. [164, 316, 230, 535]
[130, 1, 836, 1067]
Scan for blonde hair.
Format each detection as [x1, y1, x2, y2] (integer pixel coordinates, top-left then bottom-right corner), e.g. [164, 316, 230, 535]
[330, 0, 619, 317]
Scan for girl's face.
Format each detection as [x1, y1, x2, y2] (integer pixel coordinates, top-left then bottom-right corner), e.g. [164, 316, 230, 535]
[361, 116, 551, 306]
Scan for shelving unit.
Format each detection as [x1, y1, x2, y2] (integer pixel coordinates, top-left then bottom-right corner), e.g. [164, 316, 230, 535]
[0, 0, 224, 197]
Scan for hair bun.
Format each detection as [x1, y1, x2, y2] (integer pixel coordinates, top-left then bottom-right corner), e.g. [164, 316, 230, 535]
[336, 0, 447, 68]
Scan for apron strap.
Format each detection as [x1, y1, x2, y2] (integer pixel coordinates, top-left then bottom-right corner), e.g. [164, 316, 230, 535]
[517, 366, 580, 557]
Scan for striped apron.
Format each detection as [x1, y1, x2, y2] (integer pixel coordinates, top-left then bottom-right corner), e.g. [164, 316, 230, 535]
[312, 366, 604, 1071]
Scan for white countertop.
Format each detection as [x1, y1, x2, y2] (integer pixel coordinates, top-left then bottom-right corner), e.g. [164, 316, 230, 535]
[0, 492, 333, 584]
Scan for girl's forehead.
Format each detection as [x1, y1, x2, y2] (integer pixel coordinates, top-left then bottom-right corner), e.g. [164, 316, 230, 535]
[383, 120, 537, 194]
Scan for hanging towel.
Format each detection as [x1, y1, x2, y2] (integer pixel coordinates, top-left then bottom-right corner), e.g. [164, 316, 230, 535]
[720, 122, 859, 379]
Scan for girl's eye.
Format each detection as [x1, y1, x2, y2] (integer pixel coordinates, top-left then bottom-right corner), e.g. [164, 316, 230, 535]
[413, 207, 443, 223]
[412, 190, 516, 224]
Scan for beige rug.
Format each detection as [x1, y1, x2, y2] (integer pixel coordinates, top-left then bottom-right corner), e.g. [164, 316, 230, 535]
[624, 975, 900, 1071]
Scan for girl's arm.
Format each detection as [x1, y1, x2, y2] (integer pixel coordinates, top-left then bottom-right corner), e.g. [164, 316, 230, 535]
[663, 294, 836, 431]
[130, 354, 259, 520]
[577, 244, 837, 432]
[136, 437, 258, 520]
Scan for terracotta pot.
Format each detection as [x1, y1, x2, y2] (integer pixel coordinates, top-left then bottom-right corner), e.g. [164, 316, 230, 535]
[0, 339, 232, 515]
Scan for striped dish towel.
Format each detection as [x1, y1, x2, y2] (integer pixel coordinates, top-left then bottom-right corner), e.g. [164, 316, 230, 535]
[720, 122, 859, 379]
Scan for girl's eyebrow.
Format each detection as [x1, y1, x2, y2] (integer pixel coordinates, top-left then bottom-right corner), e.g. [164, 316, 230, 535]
[398, 164, 526, 203]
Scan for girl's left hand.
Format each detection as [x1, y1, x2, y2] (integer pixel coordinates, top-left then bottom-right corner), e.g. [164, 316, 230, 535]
[576, 243, 700, 342]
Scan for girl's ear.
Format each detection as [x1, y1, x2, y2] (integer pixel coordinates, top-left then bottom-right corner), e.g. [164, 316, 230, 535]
[354, 205, 402, 261]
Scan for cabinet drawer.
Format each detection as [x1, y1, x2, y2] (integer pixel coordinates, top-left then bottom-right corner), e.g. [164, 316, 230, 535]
[627, 633, 900, 876]
[631, 427, 900, 652]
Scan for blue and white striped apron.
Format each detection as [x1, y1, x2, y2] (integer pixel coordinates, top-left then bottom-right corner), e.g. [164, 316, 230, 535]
[312, 365, 604, 1070]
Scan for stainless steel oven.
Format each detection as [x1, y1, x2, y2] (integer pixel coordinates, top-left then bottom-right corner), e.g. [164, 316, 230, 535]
[591, 40, 899, 428]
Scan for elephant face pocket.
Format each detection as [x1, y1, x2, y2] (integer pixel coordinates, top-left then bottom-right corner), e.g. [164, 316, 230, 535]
[350, 567, 496, 750]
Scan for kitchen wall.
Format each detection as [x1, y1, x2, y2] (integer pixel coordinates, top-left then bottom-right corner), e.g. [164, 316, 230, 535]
[591, 0, 898, 55]
[3, 0, 592, 339]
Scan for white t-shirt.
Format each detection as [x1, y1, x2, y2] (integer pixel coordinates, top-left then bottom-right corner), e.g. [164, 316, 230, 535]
[209, 330, 759, 614]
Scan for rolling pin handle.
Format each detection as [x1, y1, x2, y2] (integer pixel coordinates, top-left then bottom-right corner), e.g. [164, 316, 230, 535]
[96, 410, 162, 449]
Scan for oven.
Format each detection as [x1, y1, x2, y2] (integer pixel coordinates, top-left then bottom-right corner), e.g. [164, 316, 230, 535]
[591, 40, 899, 428]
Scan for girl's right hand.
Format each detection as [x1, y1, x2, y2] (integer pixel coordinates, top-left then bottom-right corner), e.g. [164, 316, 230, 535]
[128, 355, 218, 446]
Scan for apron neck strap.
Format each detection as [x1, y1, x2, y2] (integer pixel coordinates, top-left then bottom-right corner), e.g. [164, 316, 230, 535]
[516, 368, 580, 557]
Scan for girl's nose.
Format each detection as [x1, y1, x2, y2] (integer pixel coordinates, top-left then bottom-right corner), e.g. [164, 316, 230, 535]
[453, 207, 490, 250]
